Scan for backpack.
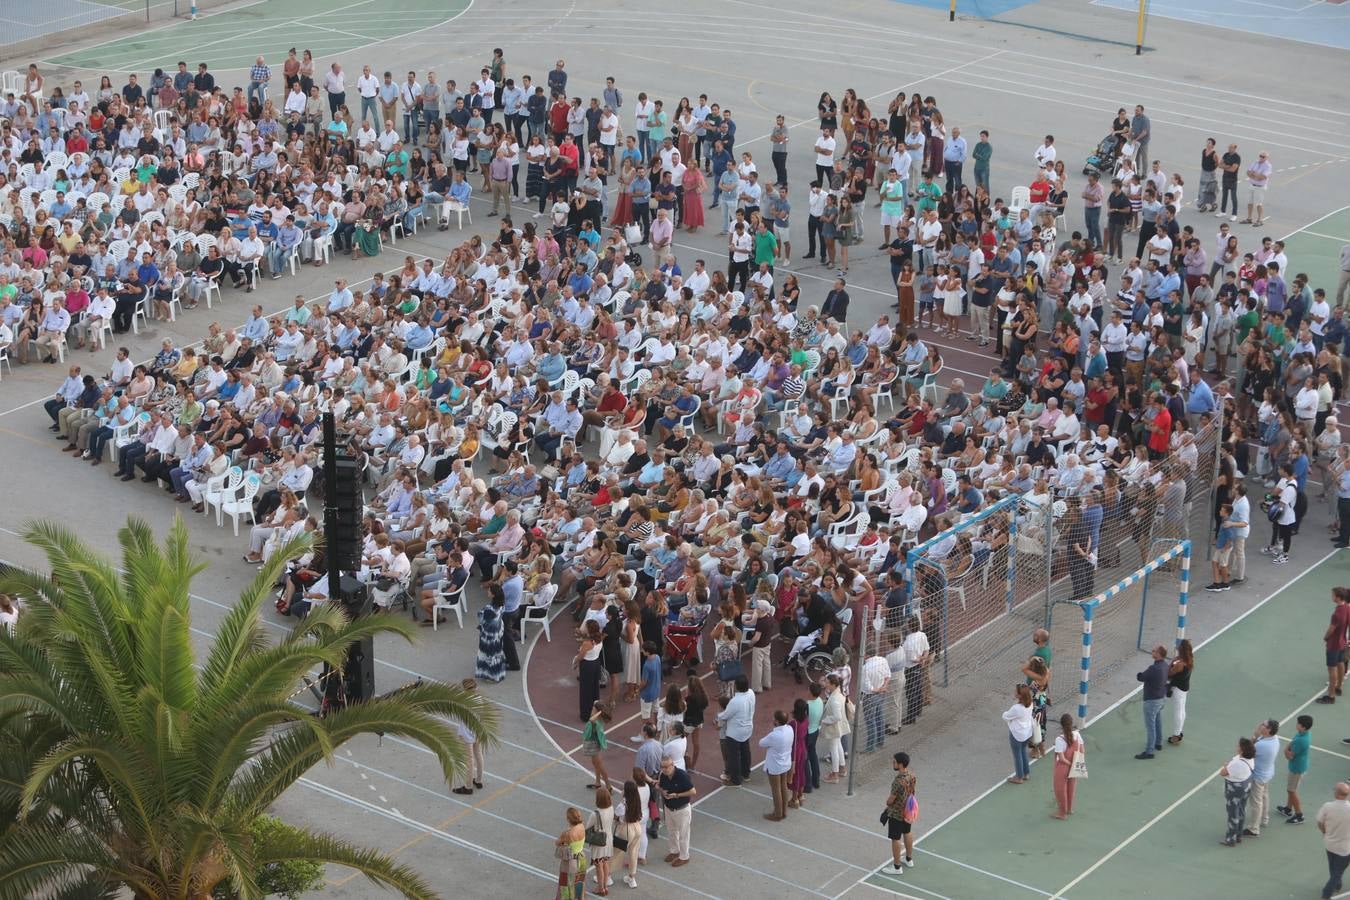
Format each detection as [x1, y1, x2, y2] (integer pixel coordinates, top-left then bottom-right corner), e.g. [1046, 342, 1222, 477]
[902, 793, 919, 824]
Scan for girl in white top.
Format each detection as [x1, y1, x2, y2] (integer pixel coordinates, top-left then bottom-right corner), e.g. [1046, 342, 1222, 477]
[1052, 712, 1084, 818]
[1002, 684, 1035, 784]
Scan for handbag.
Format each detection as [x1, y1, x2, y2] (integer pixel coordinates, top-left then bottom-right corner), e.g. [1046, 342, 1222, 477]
[1068, 747, 1088, 779]
[1030, 717, 1043, 747]
[879, 809, 889, 825]
[584, 812, 607, 846]
[902, 793, 920, 823]
[624, 224, 642, 245]
[716, 658, 744, 682]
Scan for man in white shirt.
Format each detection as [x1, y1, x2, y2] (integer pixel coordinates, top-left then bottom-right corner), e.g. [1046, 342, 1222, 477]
[716, 677, 756, 786]
[859, 653, 891, 754]
[400, 71, 423, 142]
[355, 65, 379, 125]
[813, 127, 837, 187]
[758, 711, 795, 820]
[1034, 135, 1057, 170]
[1245, 151, 1272, 225]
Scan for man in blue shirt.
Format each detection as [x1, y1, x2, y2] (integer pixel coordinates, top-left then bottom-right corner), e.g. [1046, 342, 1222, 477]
[404, 318, 434, 351]
[943, 125, 967, 195]
[498, 559, 525, 641]
[1135, 645, 1168, 759]
[1247, 719, 1281, 835]
[1185, 370, 1215, 421]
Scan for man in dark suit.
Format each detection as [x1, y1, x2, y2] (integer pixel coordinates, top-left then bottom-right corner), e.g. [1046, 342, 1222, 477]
[822, 278, 850, 323]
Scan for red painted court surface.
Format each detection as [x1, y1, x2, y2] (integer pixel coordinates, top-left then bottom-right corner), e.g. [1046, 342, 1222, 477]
[525, 604, 848, 796]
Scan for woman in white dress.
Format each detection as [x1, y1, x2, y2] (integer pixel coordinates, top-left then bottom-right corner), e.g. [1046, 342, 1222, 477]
[940, 264, 965, 338]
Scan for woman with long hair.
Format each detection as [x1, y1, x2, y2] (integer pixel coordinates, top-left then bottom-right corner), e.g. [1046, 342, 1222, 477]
[1002, 683, 1035, 784]
[683, 669, 709, 771]
[554, 806, 587, 900]
[586, 786, 615, 896]
[788, 698, 810, 808]
[581, 700, 612, 793]
[1051, 712, 1084, 819]
[616, 781, 644, 889]
[1167, 639, 1195, 744]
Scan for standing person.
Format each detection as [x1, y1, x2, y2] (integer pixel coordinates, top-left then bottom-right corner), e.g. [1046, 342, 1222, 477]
[587, 787, 616, 896]
[1002, 684, 1035, 784]
[901, 616, 930, 726]
[1081, 172, 1104, 249]
[805, 683, 824, 792]
[1242, 151, 1272, 227]
[616, 781, 644, 889]
[1318, 783, 1350, 898]
[554, 808, 588, 900]
[576, 621, 604, 723]
[770, 114, 789, 187]
[759, 709, 794, 821]
[682, 671, 709, 771]
[715, 674, 755, 786]
[1166, 639, 1194, 744]
[1279, 715, 1314, 825]
[451, 678, 486, 795]
[657, 755, 695, 867]
[1318, 587, 1350, 704]
[1135, 645, 1168, 759]
[1198, 138, 1220, 212]
[1218, 143, 1241, 222]
[1263, 463, 1298, 565]
[972, 130, 992, 195]
[581, 701, 612, 792]
[636, 642, 662, 733]
[1220, 737, 1256, 846]
[746, 596, 776, 692]
[475, 591, 506, 683]
[820, 673, 851, 784]
[859, 650, 891, 754]
[789, 699, 810, 808]
[1130, 104, 1151, 172]
[1245, 719, 1280, 837]
[1051, 712, 1084, 819]
[884, 751, 917, 873]
[621, 601, 641, 702]
[1334, 463, 1350, 549]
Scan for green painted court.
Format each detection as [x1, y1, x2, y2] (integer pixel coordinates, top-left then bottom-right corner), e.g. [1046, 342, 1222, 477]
[1282, 206, 1350, 305]
[47, 0, 473, 72]
[866, 552, 1349, 899]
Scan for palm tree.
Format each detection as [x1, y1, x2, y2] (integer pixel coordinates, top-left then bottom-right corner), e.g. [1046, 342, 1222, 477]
[0, 516, 497, 900]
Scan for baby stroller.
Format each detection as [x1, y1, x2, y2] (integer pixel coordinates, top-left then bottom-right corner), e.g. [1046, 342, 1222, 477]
[663, 620, 705, 674]
[1082, 134, 1122, 178]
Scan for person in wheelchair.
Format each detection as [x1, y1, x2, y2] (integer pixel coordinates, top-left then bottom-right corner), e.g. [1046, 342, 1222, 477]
[786, 592, 843, 677]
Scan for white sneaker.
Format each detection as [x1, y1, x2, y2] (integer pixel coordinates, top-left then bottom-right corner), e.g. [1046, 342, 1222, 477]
[905, 856, 916, 867]
[1230, 214, 1238, 221]
[628, 735, 643, 743]
[1214, 211, 1225, 218]
[890, 861, 905, 873]
[623, 875, 638, 889]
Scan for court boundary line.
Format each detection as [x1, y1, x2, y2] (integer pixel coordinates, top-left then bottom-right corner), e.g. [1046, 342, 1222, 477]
[1297, 229, 1350, 243]
[837, 548, 1340, 899]
[1051, 688, 1326, 897]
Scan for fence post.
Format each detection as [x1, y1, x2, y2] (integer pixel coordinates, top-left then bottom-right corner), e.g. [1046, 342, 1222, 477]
[1204, 423, 1222, 561]
[1041, 498, 1054, 627]
[1004, 501, 1019, 613]
[1177, 540, 1192, 644]
[845, 611, 868, 798]
[1078, 599, 1096, 720]
[1135, 569, 1151, 651]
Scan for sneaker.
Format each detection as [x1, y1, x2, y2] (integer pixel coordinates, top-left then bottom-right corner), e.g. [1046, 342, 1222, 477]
[1276, 805, 1292, 817]
[1273, 555, 1288, 565]
[1134, 752, 1155, 760]
[623, 875, 638, 889]
[1231, 577, 1246, 585]
[1287, 814, 1305, 825]
[890, 861, 904, 873]
[1317, 695, 1336, 704]
[1219, 583, 1231, 591]
[1203, 582, 1223, 591]
[1230, 214, 1238, 221]
[1258, 546, 1275, 555]
[904, 856, 915, 867]
[1215, 211, 1226, 218]
[628, 735, 644, 743]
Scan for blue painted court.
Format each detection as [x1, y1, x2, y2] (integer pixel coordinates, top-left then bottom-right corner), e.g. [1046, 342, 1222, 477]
[1093, 0, 1350, 51]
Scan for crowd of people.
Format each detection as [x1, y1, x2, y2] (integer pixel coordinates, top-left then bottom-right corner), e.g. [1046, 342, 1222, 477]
[4, 39, 1350, 897]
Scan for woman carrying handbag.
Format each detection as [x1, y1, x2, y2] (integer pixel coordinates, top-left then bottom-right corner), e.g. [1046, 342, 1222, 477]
[585, 787, 616, 896]
[1052, 713, 1086, 819]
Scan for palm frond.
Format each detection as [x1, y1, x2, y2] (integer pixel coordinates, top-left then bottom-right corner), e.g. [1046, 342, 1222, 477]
[251, 827, 438, 900]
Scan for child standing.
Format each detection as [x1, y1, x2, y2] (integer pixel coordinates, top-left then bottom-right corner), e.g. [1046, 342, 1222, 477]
[636, 642, 662, 734]
[916, 264, 936, 330]
[1205, 503, 1237, 591]
[1278, 714, 1313, 824]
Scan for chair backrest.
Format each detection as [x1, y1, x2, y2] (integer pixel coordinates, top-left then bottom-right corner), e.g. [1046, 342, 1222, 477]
[1010, 186, 1031, 208]
[45, 152, 69, 172]
[86, 191, 110, 212]
[236, 473, 262, 502]
[803, 349, 821, 375]
[224, 465, 245, 491]
[0, 71, 19, 95]
[632, 368, 652, 391]
[107, 239, 130, 261]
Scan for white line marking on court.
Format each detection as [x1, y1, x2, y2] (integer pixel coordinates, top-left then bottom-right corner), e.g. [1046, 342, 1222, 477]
[1294, 230, 1350, 243]
[870, 871, 954, 900]
[842, 547, 1341, 898]
[856, 878, 924, 898]
[1051, 688, 1327, 898]
[1283, 206, 1350, 242]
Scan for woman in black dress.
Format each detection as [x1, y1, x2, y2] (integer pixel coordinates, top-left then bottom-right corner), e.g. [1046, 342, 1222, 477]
[602, 604, 626, 706]
[575, 620, 604, 724]
[682, 670, 709, 772]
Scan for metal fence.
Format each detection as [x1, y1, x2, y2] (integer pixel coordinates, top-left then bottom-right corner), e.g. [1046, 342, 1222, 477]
[845, 418, 1222, 788]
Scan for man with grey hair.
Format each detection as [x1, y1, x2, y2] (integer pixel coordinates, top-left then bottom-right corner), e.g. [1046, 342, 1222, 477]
[1318, 782, 1350, 898]
[658, 754, 696, 867]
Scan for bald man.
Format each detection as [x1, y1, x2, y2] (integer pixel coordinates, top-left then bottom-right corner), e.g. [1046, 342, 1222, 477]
[1319, 782, 1350, 898]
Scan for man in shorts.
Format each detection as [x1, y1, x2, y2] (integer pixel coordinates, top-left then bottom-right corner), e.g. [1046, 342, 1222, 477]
[879, 169, 906, 249]
[884, 751, 917, 872]
[1318, 587, 1350, 704]
[1278, 714, 1313, 824]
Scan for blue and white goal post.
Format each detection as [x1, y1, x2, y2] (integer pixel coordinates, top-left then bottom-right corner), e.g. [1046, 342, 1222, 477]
[1076, 539, 1191, 721]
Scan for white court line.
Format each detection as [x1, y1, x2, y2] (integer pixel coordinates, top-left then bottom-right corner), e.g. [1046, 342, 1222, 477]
[1282, 205, 1350, 242]
[840, 547, 1340, 899]
[870, 872, 953, 900]
[41, 0, 272, 68]
[1051, 688, 1327, 897]
[1295, 230, 1350, 243]
[723, 0, 1350, 118]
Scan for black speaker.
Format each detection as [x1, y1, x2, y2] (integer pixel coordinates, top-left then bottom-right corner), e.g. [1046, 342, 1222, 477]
[342, 635, 376, 704]
[328, 454, 364, 571]
[320, 579, 376, 709]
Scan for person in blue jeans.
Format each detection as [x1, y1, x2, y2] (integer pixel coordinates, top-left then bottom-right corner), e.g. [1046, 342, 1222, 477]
[860, 653, 891, 754]
[1136, 644, 1169, 759]
[1003, 684, 1034, 783]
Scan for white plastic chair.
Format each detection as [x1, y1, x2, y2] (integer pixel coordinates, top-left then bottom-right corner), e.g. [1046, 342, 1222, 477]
[1010, 186, 1031, 213]
[919, 363, 943, 406]
[521, 598, 553, 642]
[443, 199, 471, 229]
[0, 345, 9, 380]
[204, 465, 244, 522]
[430, 580, 466, 630]
[220, 473, 261, 535]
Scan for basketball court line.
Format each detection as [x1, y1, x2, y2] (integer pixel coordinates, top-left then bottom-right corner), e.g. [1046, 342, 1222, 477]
[842, 547, 1341, 898]
[1051, 687, 1325, 897]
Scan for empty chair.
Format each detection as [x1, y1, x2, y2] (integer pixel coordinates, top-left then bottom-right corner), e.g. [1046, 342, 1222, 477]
[219, 473, 262, 535]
